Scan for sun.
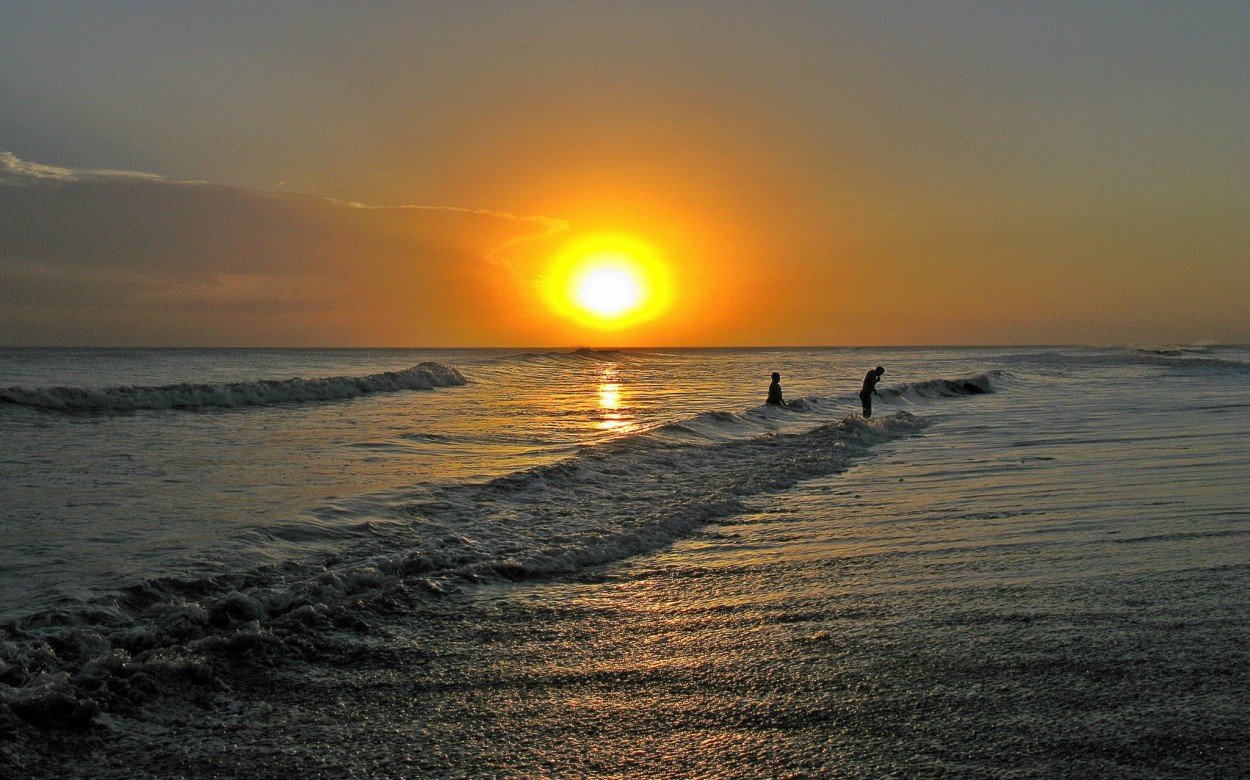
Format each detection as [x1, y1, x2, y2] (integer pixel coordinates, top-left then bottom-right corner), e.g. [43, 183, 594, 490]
[571, 259, 643, 318]
[543, 233, 672, 330]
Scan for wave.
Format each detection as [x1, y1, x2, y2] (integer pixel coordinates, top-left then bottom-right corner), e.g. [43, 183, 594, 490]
[650, 398, 829, 444]
[495, 347, 637, 366]
[653, 409, 769, 443]
[878, 372, 1000, 402]
[1131, 347, 1215, 357]
[1016, 348, 1250, 373]
[1127, 350, 1250, 371]
[0, 362, 467, 413]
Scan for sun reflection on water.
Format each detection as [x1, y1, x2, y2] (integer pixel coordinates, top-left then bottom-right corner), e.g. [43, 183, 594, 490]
[596, 366, 637, 433]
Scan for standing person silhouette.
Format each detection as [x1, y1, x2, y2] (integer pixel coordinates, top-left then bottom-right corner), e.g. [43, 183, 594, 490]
[860, 366, 885, 418]
[767, 372, 786, 406]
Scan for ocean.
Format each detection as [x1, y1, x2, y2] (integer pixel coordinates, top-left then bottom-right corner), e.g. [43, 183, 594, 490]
[1, 346, 1247, 778]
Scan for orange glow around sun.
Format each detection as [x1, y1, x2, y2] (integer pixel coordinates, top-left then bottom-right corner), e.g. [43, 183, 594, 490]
[542, 233, 673, 330]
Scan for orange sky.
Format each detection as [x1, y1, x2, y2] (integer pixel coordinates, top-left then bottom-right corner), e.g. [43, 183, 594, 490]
[1, 4, 1247, 346]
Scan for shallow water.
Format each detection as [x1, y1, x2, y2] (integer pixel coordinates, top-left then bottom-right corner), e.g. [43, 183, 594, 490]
[0, 346, 986, 618]
[2, 346, 1248, 777]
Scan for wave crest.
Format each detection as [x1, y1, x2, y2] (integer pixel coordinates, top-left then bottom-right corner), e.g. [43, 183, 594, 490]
[0, 362, 467, 413]
[497, 347, 635, 366]
[1128, 350, 1250, 371]
[880, 372, 999, 402]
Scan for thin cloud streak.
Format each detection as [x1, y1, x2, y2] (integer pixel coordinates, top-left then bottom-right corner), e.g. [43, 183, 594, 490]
[0, 153, 570, 346]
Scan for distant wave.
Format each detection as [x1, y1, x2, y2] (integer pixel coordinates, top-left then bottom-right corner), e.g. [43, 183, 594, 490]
[0, 362, 466, 412]
[498, 347, 635, 365]
[1132, 347, 1213, 357]
[1127, 350, 1250, 371]
[1038, 347, 1250, 372]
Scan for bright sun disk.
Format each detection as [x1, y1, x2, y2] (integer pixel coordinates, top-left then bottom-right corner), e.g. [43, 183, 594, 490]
[572, 261, 643, 318]
[543, 234, 672, 330]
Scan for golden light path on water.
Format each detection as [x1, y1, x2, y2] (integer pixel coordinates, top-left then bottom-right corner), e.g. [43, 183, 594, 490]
[596, 364, 635, 433]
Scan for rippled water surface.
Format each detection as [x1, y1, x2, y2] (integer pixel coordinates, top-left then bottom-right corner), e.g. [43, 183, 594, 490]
[2, 346, 1247, 777]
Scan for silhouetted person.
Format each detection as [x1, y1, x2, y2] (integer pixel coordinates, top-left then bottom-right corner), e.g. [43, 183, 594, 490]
[860, 366, 885, 417]
[767, 372, 786, 406]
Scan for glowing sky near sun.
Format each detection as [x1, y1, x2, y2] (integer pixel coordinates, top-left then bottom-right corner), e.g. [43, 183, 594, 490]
[541, 234, 673, 331]
[0, 3, 1246, 346]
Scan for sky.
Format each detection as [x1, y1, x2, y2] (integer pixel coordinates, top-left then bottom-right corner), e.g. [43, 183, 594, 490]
[1, 1, 1247, 347]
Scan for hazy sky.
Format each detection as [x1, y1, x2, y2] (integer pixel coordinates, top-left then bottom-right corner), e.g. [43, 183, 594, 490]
[2, 2, 1246, 346]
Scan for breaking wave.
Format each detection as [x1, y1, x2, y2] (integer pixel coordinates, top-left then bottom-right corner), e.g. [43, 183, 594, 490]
[878, 371, 1000, 402]
[0, 362, 466, 413]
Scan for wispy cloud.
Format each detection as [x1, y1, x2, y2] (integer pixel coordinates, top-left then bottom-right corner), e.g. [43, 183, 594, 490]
[0, 151, 169, 184]
[344, 201, 571, 261]
[0, 153, 570, 345]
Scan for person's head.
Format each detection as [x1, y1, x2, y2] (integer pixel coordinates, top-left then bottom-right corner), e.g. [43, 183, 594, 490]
[771, 372, 780, 381]
[875, 366, 885, 375]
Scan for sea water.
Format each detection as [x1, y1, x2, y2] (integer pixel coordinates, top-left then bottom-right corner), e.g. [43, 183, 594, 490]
[1, 346, 1247, 777]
